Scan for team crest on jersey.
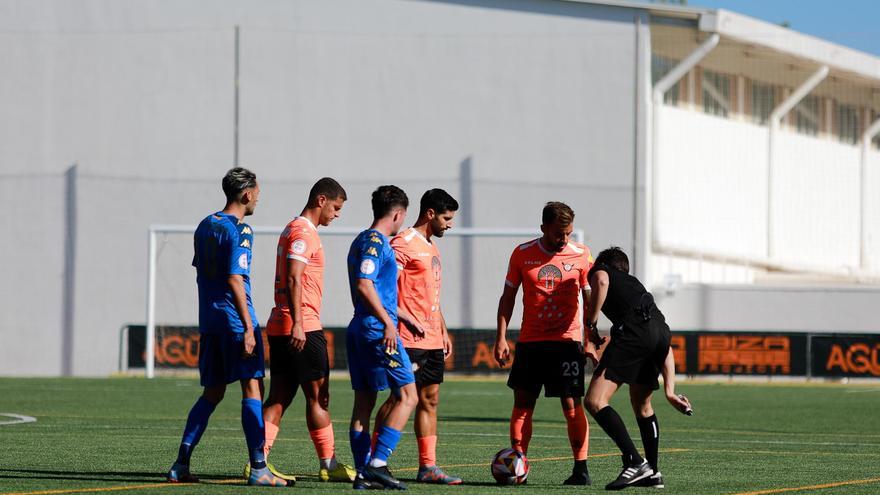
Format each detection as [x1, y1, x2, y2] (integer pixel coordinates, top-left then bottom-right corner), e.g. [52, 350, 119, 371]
[238, 253, 249, 269]
[240, 239, 251, 248]
[537, 264, 563, 290]
[562, 262, 574, 272]
[366, 247, 378, 257]
[241, 226, 252, 235]
[360, 259, 376, 275]
[292, 239, 307, 255]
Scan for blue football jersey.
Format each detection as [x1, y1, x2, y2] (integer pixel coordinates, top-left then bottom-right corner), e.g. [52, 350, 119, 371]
[192, 212, 258, 334]
[347, 229, 398, 338]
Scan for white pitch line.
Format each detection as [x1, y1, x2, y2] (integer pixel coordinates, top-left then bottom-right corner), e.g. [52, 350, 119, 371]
[0, 413, 37, 426]
[845, 388, 880, 393]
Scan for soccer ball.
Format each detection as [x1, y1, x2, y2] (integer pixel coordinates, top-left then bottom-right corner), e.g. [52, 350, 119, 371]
[491, 448, 529, 485]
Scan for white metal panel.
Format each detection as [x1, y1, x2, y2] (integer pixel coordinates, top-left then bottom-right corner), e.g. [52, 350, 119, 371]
[655, 106, 768, 260]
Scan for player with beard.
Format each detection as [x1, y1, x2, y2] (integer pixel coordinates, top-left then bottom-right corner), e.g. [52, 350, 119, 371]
[372, 189, 461, 484]
[494, 202, 598, 485]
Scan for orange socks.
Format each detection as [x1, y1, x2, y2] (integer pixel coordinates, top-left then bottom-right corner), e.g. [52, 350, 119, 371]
[563, 405, 589, 460]
[309, 424, 336, 461]
[417, 435, 438, 467]
[510, 407, 534, 454]
[264, 421, 280, 458]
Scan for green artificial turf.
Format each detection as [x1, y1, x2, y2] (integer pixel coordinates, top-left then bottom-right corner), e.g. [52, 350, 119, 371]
[0, 377, 878, 494]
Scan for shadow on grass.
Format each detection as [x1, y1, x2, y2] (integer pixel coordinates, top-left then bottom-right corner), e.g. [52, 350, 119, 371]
[0, 468, 231, 483]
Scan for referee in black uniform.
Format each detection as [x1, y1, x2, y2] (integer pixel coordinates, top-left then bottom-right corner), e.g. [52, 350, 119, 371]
[583, 247, 692, 491]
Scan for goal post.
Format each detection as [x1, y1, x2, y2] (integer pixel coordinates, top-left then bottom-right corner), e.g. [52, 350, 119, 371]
[144, 224, 584, 378]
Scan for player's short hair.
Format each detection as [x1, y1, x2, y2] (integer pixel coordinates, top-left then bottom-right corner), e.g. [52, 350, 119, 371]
[222, 167, 258, 202]
[308, 177, 347, 205]
[542, 201, 575, 226]
[419, 188, 459, 217]
[595, 246, 630, 273]
[371, 185, 409, 219]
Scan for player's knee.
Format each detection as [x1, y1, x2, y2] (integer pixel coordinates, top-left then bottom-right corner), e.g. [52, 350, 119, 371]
[584, 396, 605, 415]
[398, 387, 419, 409]
[419, 394, 439, 412]
[202, 386, 225, 404]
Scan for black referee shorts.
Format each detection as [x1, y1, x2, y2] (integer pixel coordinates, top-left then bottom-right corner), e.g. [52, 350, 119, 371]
[405, 348, 445, 386]
[507, 341, 586, 398]
[595, 321, 671, 390]
[268, 331, 330, 384]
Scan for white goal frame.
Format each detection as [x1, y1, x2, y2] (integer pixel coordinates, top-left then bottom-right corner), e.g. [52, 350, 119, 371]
[144, 225, 584, 378]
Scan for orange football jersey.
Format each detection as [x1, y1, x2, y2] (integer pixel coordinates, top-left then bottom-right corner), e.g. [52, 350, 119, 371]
[392, 228, 444, 350]
[505, 239, 594, 343]
[266, 216, 324, 335]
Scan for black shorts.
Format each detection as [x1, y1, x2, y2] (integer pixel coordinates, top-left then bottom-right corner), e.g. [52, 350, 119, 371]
[507, 341, 586, 398]
[405, 348, 445, 386]
[595, 321, 671, 390]
[268, 331, 329, 384]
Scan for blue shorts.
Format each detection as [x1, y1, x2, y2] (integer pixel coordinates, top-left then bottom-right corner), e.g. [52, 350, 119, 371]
[346, 328, 415, 392]
[198, 329, 265, 387]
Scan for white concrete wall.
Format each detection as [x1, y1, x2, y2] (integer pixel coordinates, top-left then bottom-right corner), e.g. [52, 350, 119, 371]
[866, 149, 880, 269]
[774, 130, 860, 268]
[0, 0, 643, 376]
[654, 105, 875, 283]
[655, 106, 768, 261]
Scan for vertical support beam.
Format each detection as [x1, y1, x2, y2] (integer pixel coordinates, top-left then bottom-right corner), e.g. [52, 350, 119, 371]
[234, 25, 240, 167]
[767, 65, 828, 259]
[860, 117, 880, 269]
[650, 33, 719, 281]
[145, 227, 157, 378]
[62, 163, 77, 377]
[633, 11, 651, 283]
[459, 157, 473, 329]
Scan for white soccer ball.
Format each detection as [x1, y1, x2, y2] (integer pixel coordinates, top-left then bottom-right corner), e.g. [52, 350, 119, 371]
[491, 447, 529, 485]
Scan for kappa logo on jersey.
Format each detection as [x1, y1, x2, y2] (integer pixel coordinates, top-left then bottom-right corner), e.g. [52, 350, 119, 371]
[238, 253, 249, 269]
[360, 259, 376, 275]
[366, 247, 379, 257]
[370, 236, 383, 244]
[562, 262, 574, 272]
[537, 264, 563, 290]
[240, 239, 251, 248]
[292, 239, 307, 255]
[241, 226, 252, 235]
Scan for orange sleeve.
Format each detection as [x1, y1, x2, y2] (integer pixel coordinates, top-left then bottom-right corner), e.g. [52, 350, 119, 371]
[288, 229, 317, 264]
[391, 235, 412, 271]
[505, 247, 522, 288]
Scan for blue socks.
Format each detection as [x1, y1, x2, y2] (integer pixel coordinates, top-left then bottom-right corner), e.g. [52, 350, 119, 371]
[241, 398, 266, 469]
[372, 426, 403, 464]
[176, 397, 216, 465]
[349, 428, 372, 470]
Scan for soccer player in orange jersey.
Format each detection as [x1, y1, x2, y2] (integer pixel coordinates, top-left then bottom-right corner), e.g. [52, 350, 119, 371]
[372, 189, 462, 484]
[256, 178, 356, 483]
[494, 201, 599, 486]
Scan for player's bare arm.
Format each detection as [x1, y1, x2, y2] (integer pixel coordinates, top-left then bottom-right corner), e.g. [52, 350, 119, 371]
[396, 305, 426, 339]
[355, 278, 399, 351]
[228, 274, 256, 355]
[440, 311, 452, 360]
[286, 258, 308, 352]
[494, 284, 518, 367]
[586, 270, 609, 348]
[661, 348, 692, 415]
[580, 288, 600, 366]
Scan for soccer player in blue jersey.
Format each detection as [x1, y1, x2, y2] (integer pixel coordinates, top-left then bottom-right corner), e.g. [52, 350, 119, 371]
[166, 167, 289, 487]
[346, 185, 419, 490]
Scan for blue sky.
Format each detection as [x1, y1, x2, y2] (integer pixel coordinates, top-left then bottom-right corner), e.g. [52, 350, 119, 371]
[668, 0, 880, 57]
